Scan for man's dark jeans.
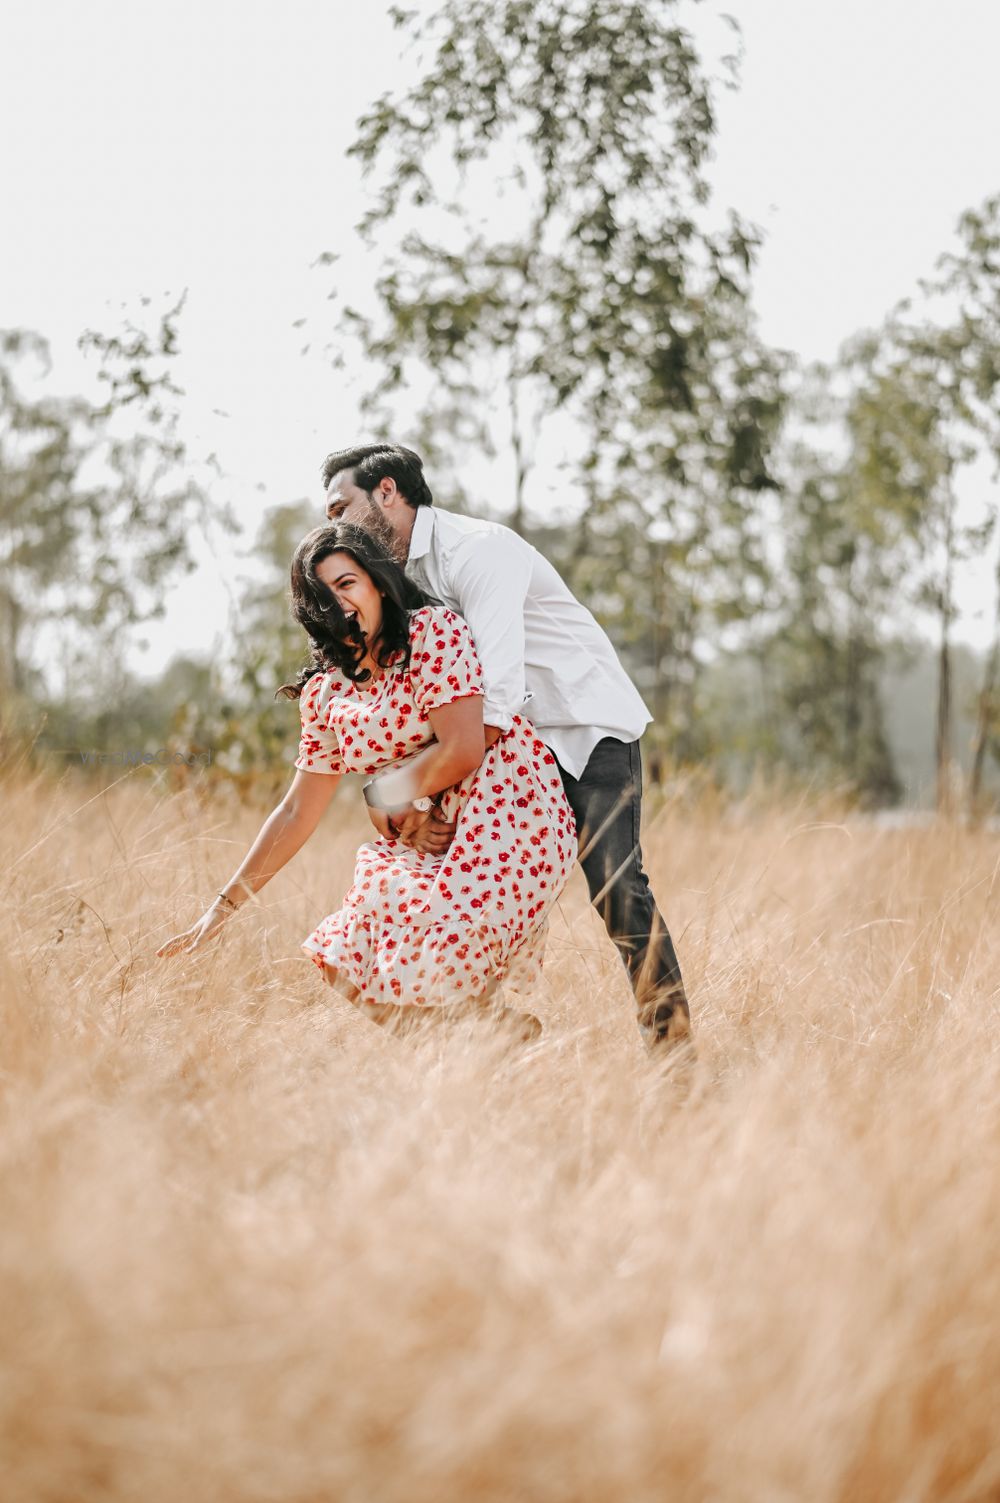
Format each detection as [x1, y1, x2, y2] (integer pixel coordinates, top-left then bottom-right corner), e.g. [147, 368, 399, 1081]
[555, 737, 691, 1049]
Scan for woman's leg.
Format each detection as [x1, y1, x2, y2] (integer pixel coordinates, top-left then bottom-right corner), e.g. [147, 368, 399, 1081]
[353, 989, 543, 1044]
[315, 956, 542, 1044]
[318, 962, 361, 1006]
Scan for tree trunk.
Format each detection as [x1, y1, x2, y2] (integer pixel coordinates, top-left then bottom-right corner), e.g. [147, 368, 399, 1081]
[650, 539, 671, 753]
[969, 555, 1000, 814]
[969, 636, 999, 814]
[935, 490, 956, 814]
[844, 573, 862, 781]
[508, 370, 528, 537]
[0, 588, 24, 697]
[504, 231, 546, 539]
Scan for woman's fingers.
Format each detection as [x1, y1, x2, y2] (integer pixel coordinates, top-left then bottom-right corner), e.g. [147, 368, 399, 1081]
[406, 813, 456, 850]
[156, 904, 231, 959]
[156, 932, 190, 957]
[157, 923, 214, 957]
[366, 806, 395, 840]
[406, 825, 451, 854]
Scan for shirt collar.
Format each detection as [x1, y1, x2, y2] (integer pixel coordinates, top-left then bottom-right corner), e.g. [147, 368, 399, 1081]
[407, 504, 435, 563]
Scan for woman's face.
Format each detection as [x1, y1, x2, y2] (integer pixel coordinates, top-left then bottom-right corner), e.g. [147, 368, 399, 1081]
[315, 551, 385, 646]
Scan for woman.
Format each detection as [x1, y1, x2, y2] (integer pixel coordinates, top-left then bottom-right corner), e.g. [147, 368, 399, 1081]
[157, 524, 577, 1042]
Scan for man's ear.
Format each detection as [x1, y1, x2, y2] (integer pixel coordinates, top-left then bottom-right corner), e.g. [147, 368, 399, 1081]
[379, 478, 403, 510]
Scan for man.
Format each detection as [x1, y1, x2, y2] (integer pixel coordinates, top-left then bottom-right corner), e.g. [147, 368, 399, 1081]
[320, 442, 692, 1056]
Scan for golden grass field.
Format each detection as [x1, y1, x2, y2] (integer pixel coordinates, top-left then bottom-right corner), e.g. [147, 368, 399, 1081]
[4, 762, 1000, 1502]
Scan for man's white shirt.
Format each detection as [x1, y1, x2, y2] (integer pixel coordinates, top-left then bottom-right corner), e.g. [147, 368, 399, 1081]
[404, 505, 651, 778]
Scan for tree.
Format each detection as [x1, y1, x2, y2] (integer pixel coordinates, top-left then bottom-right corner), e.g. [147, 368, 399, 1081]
[166, 499, 321, 794]
[316, 0, 788, 767]
[75, 292, 236, 667]
[0, 330, 95, 703]
[761, 394, 913, 804]
[327, 0, 759, 516]
[818, 308, 994, 812]
[0, 295, 234, 725]
[922, 195, 1000, 812]
[232, 499, 320, 707]
[551, 297, 789, 763]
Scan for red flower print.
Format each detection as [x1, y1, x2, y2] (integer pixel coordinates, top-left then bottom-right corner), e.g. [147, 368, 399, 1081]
[298, 607, 574, 1010]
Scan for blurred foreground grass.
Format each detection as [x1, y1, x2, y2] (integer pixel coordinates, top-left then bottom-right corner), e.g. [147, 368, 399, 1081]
[3, 766, 1000, 1502]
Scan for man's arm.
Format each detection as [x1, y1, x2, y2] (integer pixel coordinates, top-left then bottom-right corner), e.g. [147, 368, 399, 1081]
[365, 544, 531, 856]
[365, 541, 526, 856]
[444, 531, 534, 731]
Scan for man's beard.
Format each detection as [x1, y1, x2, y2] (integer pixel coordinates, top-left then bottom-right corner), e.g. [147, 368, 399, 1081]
[359, 498, 406, 564]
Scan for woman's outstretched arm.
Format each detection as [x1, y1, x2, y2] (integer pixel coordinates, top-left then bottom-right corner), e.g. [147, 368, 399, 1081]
[156, 769, 341, 957]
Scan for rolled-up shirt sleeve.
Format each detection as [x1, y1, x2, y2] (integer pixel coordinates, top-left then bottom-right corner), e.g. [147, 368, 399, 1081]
[443, 532, 533, 730]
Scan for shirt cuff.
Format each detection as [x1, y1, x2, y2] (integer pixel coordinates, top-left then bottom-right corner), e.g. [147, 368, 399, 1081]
[482, 697, 515, 732]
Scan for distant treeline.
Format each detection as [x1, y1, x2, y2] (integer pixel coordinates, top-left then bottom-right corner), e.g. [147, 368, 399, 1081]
[4, 1, 1000, 812]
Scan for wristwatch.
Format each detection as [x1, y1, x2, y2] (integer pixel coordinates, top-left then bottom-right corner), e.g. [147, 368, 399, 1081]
[362, 778, 434, 816]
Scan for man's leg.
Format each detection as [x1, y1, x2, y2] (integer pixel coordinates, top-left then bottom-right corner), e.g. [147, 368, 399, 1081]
[557, 738, 692, 1053]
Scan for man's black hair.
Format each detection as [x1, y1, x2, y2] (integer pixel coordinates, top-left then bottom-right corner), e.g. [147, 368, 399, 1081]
[320, 443, 433, 509]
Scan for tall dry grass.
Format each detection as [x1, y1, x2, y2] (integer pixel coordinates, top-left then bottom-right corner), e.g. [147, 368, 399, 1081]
[3, 763, 1000, 1502]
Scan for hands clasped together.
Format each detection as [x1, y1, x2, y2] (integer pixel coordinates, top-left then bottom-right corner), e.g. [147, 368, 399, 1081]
[364, 800, 456, 856]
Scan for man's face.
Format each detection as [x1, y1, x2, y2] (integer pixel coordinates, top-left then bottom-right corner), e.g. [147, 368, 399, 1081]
[325, 469, 399, 558]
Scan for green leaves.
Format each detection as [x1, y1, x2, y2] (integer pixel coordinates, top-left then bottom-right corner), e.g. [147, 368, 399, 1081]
[0, 295, 235, 708]
[323, 0, 789, 764]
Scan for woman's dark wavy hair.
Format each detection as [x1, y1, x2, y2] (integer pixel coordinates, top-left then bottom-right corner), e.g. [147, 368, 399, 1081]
[275, 523, 435, 701]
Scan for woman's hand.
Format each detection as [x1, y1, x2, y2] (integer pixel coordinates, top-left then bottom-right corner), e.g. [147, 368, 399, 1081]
[399, 808, 456, 855]
[156, 899, 233, 958]
[365, 805, 397, 840]
[366, 802, 455, 853]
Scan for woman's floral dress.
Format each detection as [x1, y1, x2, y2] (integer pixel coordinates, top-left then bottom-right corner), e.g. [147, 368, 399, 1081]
[294, 606, 577, 1009]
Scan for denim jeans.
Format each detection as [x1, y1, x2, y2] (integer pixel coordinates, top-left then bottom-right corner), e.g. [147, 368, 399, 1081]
[555, 737, 691, 1048]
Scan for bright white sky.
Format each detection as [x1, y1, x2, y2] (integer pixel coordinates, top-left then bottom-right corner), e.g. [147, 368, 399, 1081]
[3, 0, 1000, 676]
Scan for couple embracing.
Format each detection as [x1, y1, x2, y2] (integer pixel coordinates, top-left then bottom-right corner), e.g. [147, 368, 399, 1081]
[158, 444, 692, 1057]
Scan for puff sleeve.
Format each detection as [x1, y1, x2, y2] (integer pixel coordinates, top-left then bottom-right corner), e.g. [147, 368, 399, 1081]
[407, 607, 485, 717]
[293, 673, 344, 775]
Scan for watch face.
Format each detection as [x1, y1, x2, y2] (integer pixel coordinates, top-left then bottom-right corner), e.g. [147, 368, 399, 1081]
[412, 796, 433, 812]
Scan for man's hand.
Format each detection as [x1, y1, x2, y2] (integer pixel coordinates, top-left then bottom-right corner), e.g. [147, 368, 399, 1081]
[397, 807, 456, 855]
[366, 801, 455, 854]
